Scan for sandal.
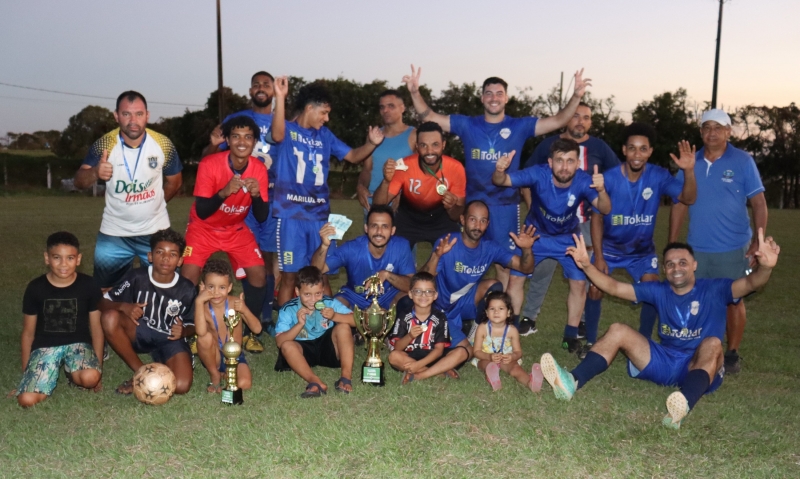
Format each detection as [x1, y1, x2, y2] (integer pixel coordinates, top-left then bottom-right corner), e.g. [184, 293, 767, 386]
[444, 369, 460, 380]
[529, 363, 543, 393]
[334, 377, 352, 394]
[300, 382, 327, 398]
[485, 363, 502, 391]
[206, 382, 222, 394]
[115, 378, 133, 395]
[401, 371, 415, 385]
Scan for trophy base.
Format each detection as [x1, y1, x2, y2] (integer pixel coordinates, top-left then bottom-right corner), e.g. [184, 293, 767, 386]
[362, 364, 385, 386]
[222, 388, 243, 405]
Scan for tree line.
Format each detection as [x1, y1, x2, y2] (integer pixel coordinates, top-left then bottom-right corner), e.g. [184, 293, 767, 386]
[4, 77, 798, 208]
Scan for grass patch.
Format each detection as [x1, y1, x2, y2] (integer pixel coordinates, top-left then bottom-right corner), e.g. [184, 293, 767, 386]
[0, 197, 798, 478]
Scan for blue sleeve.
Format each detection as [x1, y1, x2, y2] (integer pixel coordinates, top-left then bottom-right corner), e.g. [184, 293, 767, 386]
[324, 243, 347, 273]
[742, 156, 765, 198]
[508, 167, 536, 188]
[525, 139, 551, 168]
[396, 248, 416, 276]
[449, 114, 468, 137]
[162, 141, 183, 176]
[718, 278, 735, 303]
[329, 298, 352, 314]
[492, 242, 517, 269]
[326, 129, 352, 161]
[632, 281, 657, 305]
[660, 168, 684, 200]
[524, 116, 539, 137]
[275, 305, 298, 334]
[83, 139, 104, 167]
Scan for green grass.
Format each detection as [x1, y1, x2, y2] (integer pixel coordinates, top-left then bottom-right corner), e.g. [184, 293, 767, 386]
[0, 197, 798, 478]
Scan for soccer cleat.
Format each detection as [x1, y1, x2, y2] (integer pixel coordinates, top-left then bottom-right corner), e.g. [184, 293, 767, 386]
[577, 342, 594, 360]
[577, 321, 586, 339]
[562, 336, 582, 353]
[540, 353, 577, 401]
[188, 334, 198, 356]
[518, 317, 538, 336]
[243, 333, 265, 354]
[724, 350, 741, 374]
[663, 391, 690, 429]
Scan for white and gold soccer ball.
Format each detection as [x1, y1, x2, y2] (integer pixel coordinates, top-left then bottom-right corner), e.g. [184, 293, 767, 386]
[133, 363, 176, 405]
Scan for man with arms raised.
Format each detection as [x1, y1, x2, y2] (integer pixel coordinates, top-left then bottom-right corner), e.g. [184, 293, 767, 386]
[356, 90, 416, 211]
[492, 138, 610, 353]
[540, 230, 779, 429]
[669, 110, 767, 373]
[372, 121, 466, 248]
[402, 65, 591, 328]
[582, 123, 697, 356]
[311, 204, 415, 311]
[520, 102, 620, 335]
[408, 200, 536, 381]
[272, 82, 384, 306]
[74, 91, 182, 290]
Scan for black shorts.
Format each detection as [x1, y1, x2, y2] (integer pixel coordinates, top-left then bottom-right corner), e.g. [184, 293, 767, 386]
[390, 348, 441, 371]
[132, 324, 190, 364]
[394, 204, 460, 248]
[274, 328, 340, 371]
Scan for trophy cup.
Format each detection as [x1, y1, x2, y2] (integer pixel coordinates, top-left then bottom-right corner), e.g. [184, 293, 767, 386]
[353, 274, 396, 386]
[221, 308, 243, 405]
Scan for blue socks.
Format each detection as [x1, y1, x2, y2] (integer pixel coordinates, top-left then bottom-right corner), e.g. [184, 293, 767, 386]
[680, 369, 710, 410]
[571, 351, 608, 389]
[584, 297, 602, 343]
[564, 325, 579, 339]
[263, 274, 275, 326]
[638, 303, 658, 338]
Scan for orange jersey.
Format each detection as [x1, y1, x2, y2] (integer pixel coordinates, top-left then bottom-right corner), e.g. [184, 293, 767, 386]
[388, 154, 466, 211]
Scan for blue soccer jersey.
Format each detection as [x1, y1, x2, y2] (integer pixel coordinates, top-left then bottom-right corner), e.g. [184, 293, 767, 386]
[219, 110, 275, 187]
[633, 278, 734, 352]
[275, 296, 352, 341]
[508, 164, 598, 236]
[432, 235, 515, 313]
[600, 165, 683, 257]
[272, 121, 352, 220]
[450, 115, 538, 206]
[325, 235, 415, 298]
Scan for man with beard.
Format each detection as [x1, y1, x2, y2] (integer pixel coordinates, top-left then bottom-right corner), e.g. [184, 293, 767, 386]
[520, 102, 619, 336]
[405, 200, 536, 381]
[74, 91, 183, 291]
[402, 65, 591, 329]
[583, 123, 697, 357]
[372, 121, 466, 248]
[356, 91, 416, 211]
[540, 230, 779, 429]
[493, 138, 610, 353]
[311, 205, 415, 310]
[202, 72, 286, 352]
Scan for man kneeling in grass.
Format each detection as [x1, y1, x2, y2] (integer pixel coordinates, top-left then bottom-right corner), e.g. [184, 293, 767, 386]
[540, 229, 779, 429]
[274, 266, 355, 397]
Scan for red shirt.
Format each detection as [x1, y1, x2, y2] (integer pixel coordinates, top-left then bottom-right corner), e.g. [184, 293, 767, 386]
[388, 154, 466, 211]
[189, 152, 269, 228]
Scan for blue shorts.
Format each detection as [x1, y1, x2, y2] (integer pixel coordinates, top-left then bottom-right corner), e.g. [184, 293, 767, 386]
[335, 288, 399, 310]
[600, 253, 659, 281]
[628, 339, 724, 393]
[132, 323, 191, 364]
[513, 233, 585, 280]
[483, 203, 520, 255]
[276, 218, 338, 273]
[244, 205, 279, 253]
[217, 350, 248, 373]
[94, 232, 151, 288]
[443, 287, 481, 346]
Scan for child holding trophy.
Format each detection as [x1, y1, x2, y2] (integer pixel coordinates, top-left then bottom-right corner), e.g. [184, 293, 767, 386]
[472, 291, 542, 392]
[194, 259, 262, 393]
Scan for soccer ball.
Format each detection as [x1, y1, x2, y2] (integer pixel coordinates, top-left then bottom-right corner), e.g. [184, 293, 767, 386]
[133, 363, 176, 405]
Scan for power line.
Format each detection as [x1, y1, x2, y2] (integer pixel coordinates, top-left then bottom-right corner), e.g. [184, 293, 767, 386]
[0, 81, 203, 107]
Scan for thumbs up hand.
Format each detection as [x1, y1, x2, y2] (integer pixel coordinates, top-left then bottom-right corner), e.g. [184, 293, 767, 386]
[590, 164, 605, 192]
[96, 150, 113, 181]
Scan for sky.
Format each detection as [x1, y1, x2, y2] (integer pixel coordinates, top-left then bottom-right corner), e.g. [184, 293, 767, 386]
[1, 0, 797, 139]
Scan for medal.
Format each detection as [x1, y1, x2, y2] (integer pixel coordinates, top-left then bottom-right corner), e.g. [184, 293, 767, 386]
[420, 324, 428, 332]
[314, 301, 325, 311]
[261, 144, 269, 153]
[489, 148, 495, 155]
[436, 183, 447, 196]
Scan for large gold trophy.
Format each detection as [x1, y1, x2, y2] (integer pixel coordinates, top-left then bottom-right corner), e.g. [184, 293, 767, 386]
[221, 308, 243, 405]
[353, 274, 396, 386]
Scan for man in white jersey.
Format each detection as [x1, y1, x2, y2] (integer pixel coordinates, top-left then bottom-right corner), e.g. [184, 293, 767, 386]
[74, 91, 183, 289]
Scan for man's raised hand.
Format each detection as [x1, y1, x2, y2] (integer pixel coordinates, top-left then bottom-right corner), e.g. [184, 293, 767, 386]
[274, 76, 289, 99]
[495, 150, 515, 173]
[434, 234, 457, 257]
[590, 164, 605, 192]
[318, 223, 336, 247]
[509, 225, 538, 249]
[670, 140, 696, 171]
[96, 150, 113, 181]
[401, 64, 421, 95]
[368, 126, 384, 146]
[209, 125, 224, 147]
[383, 159, 397, 183]
[566, 234, 592, 270]
[753, 227, 780, 269]
[573, 68, 592, 98]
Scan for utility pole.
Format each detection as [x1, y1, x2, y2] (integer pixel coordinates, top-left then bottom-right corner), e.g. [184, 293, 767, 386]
[216, 0, 225, 123]
[711, 0, 725, 109]
[559, 71, 564, 108]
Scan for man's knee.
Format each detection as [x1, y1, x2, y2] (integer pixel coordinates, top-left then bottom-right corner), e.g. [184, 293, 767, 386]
[699, 336, 723, 354]
[604, 322, 637, 340]
[101, 310, 122, 333]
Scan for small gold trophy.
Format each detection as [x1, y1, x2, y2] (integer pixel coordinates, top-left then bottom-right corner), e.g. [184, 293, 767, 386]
[221, 308, 243, 405]
[353, 274, 396, 386]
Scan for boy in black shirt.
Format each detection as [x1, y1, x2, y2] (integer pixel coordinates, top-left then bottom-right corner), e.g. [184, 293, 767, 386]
[101, 228, 197, 395]
[15, 232, 103, 408]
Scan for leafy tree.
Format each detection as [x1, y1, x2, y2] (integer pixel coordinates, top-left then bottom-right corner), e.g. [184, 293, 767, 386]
[54, 105, 116, 158]
[631, 89, 702, 170]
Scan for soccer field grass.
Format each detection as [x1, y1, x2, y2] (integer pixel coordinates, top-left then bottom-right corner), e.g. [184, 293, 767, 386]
[1, 197, 798, 478]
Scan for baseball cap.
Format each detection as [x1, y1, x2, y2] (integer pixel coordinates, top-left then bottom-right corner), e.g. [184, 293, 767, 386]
[700, 109, 731, 127]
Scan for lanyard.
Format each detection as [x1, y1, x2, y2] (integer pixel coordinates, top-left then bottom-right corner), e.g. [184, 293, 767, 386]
[487, 323, 509, 353]
[120, 132, 146, 182]
[550, 174, 573, 213]
[420, 158, 446, 186]
[672, 296, 695, 331]
[209, 299, 229, 350]
[622, 164, 645, 213]
[228, 155, 248, 176]
[482, 123, 501, 155]
[413, 309, 430, 334]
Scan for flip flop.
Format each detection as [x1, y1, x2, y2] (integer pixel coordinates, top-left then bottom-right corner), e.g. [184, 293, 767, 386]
[485, 362, 502, 391]
[300, 382, 327, 399]
[334, 377, 352, 394]
[444, 369, 460, 380]
[529, 363, 543, 393]
[206, 382, 222, 394]
[402, 371, 415, 385]
[115, 378, 133, 396]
